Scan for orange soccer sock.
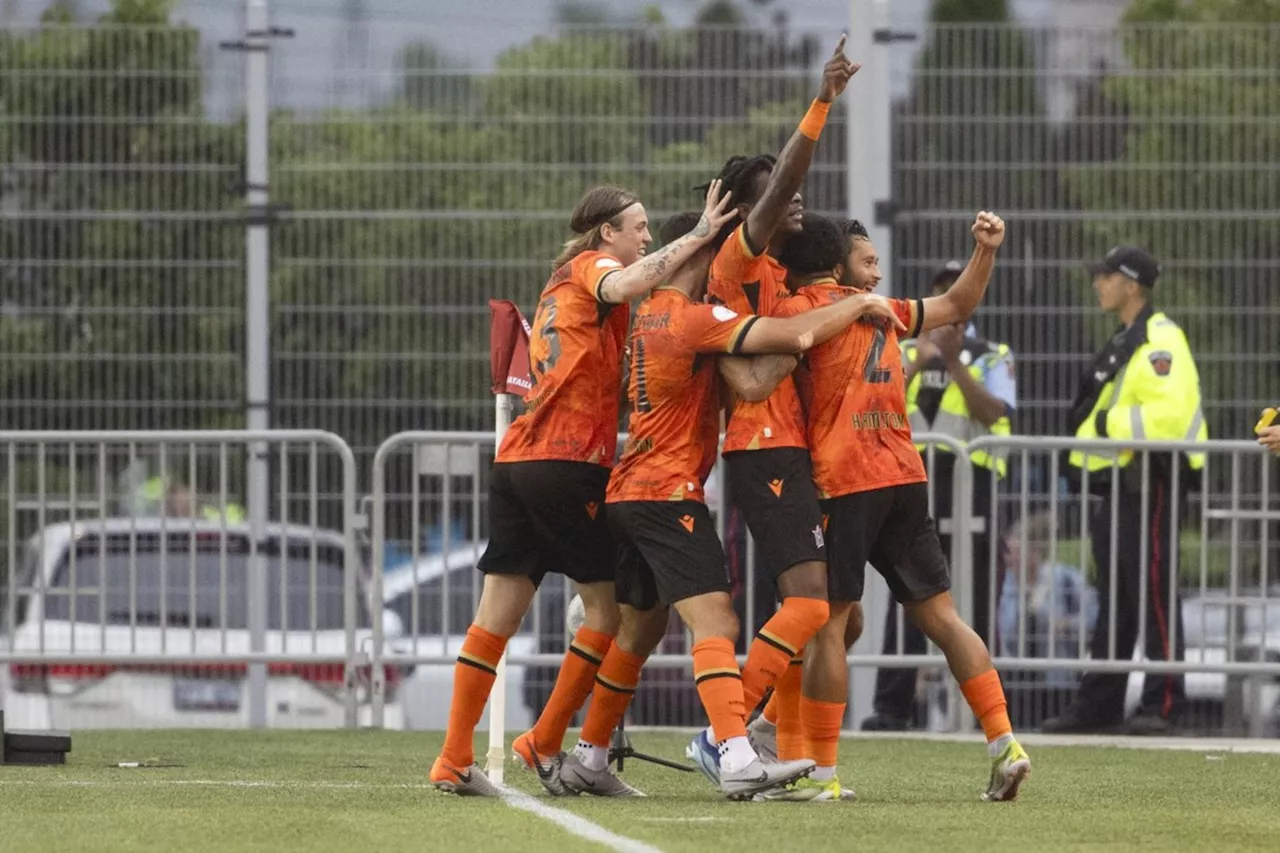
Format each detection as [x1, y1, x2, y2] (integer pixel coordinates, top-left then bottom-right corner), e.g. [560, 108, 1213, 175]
[800, 695, 846, 770]
[740, 596, 829, 714]
[530, 626, 614, 754]
[578, 645, 646, 749]
[960, 668, 1013, 743]
[440, 624, 509, 768]
[762, 692, 779, 725]
[692, 637, 748, 743]
[774, 653, 806, 760]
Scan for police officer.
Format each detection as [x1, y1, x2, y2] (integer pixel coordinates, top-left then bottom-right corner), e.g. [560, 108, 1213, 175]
[861, 261, 1017, 731]
[1043, 246, 1207, 735]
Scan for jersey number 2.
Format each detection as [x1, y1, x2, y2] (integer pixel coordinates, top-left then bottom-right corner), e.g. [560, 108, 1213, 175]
[863, 327, 892, 384]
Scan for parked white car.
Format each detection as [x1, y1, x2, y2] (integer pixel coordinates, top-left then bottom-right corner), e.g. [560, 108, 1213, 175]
[0, 518, 404, 730]
[381, 541, 576, 731]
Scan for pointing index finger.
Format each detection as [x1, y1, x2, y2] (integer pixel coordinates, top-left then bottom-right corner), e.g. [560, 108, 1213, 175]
[833, 34, 847, 56]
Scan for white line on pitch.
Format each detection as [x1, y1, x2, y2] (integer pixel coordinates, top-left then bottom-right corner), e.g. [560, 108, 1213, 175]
[500, 787, 665, 853]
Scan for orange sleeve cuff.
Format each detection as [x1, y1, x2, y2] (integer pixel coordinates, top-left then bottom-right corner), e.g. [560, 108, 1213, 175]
[799, 99, 831, 141]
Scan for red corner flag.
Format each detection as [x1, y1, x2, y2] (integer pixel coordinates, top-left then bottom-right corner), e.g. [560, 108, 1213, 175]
[488, 298, 532, 396]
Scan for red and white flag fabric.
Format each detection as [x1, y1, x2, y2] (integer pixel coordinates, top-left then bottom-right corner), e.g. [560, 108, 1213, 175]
[488, 298, 532, 396]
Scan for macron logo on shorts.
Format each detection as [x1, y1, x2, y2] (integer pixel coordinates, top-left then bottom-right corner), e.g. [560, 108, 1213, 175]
[679, 514, 696, 533]
[585, 501, 599, 520]
[768, 478, 784, 497]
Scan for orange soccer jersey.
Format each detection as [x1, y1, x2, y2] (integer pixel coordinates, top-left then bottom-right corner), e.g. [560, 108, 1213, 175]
[777, 280, 927, 498]
[707, 225, 808, 454]
[606, 288, 757, 504]
[497, 250, 630, 467]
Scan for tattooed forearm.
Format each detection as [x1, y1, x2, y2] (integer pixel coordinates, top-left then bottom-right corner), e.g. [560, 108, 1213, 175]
[597, 221, 716, 304]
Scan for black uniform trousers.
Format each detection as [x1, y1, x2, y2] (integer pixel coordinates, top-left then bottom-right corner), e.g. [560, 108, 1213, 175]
[871, 455, 996, 721]
[1072, 471, 1186, 724]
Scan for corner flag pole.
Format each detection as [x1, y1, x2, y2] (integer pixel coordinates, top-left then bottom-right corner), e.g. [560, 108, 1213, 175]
[484, 298, 530, 787]
[485, 392, 514, 785]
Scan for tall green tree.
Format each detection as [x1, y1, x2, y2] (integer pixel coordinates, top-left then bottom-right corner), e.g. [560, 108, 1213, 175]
[0, 0, 243, 431]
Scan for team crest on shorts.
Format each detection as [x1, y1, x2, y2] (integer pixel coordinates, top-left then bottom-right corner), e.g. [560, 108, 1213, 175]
[812, 524, 825, 549]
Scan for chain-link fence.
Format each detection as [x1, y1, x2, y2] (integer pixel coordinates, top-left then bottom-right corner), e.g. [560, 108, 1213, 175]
[2, 4, 1277, 579]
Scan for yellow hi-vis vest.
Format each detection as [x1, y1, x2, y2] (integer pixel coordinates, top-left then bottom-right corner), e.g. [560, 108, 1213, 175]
[1069, 310, 1208, 473]
[138, 476, 246, 523]
[904, 340, 1013, 478]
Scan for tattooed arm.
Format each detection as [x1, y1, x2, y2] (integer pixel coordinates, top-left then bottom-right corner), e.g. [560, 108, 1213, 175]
[597, 180, 736, 305]
[718, 354, 798, 403]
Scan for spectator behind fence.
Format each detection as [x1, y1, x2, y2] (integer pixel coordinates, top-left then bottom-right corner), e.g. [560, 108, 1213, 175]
[997, 513, 1098, 689]
[1044, 246, 1207, 736]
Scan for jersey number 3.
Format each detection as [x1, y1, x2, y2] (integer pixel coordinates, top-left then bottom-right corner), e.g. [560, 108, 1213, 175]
[862, 327, 892, 384]
[532, 295, 562, 382]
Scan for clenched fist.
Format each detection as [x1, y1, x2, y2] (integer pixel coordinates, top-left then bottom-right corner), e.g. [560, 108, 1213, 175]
[972, 211, 1006, 251]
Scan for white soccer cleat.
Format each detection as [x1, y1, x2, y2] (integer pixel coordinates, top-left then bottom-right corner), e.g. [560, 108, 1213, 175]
[720, 757, 815, 801]
[559, 753, 646, 797]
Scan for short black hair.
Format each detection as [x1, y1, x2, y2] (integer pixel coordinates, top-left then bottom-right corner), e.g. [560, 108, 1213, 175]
[841, 219, 869, 242]
[659, 211, 702, 245]
[776, 212, 845, 277]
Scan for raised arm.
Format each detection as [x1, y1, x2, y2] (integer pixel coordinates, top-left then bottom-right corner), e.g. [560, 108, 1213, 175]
[920, 211, 1006, 332]
[742, 37, 858, 252]
[597, 180, 737, 305]
[718, 354, 799, 403]
[737, 292, 907, 355]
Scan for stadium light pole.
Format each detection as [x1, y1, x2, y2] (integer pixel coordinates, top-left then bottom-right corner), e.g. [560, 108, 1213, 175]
[244, 0, 272, 730]
[845, 0, 895, 731]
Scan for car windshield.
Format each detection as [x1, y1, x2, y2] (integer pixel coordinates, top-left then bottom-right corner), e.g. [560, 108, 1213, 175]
[42, 531, 369, 630]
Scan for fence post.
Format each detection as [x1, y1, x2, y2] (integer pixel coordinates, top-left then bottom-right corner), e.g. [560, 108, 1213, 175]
[243, 0, 272, 731]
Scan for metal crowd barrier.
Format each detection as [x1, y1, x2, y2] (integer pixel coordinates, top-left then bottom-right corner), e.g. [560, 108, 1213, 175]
[0, 431, 371, 730]
[370, 431, 1277, 736]
[6, 430, 1272, 736]
[972, 436, 1277, 736]
[366, 430, 971, 731]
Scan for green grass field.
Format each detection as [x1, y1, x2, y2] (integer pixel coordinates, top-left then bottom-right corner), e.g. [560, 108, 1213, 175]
[3, 730, 1280, 852]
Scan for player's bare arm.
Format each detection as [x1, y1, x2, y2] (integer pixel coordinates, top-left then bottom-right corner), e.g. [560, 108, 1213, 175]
[741, 36, 859, 252]
[739, 291, 906, 354]
[717, 354, 799, 403]
[598, 180, 736, 304]
[920, 211, 1006, 331]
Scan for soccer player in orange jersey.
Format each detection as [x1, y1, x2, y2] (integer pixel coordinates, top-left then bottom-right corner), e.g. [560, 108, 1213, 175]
[557, 211, 905, 800]
[429, 182, 737, 797]
[682, 36, 859, 788]
[764, 211, 1032, 803]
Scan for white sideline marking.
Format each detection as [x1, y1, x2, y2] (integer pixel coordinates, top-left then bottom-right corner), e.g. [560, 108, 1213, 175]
[500, 787, 665, 853]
